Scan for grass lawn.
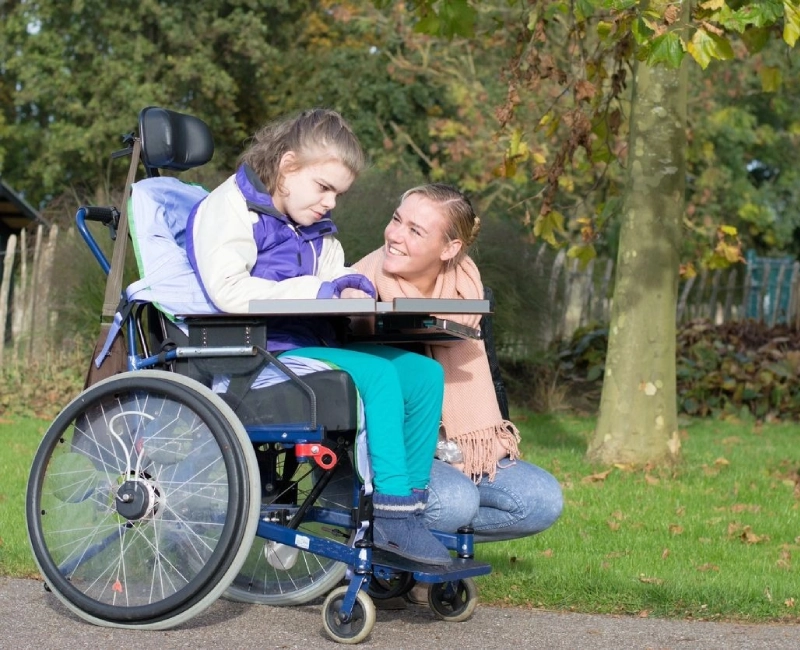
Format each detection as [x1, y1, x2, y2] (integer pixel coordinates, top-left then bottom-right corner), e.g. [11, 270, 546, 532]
[475, 410, 800, 622]
[2, 410, 799, 622]
[0, 416, 45, 577]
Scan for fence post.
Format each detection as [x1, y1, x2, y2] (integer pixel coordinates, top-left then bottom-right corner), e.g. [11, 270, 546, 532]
[742, 262, 753, 322]
[677, 275, 695, 323]
[37, 225, 59, 337]
[708, 269, 721, 323]
[544, 248, 566, 345]
[0, 234, 17, 366]
[723, 267, 738, 321]
[24, 225, 44, 360]
[596, 258, 614, 323]
[790, 262, 800, 329]
[770, 261, 788, 326]
[562, 257, 594, 339]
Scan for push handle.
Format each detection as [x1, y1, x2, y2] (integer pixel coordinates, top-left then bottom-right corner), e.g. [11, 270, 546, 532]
[83, 206, 120, 227]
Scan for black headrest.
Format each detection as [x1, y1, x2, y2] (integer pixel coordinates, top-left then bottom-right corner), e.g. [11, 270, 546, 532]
[139, 106, 214, 172]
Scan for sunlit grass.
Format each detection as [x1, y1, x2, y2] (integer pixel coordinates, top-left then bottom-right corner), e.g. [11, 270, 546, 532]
[474, 411, 800, 621]
[0, 416, 46, 577]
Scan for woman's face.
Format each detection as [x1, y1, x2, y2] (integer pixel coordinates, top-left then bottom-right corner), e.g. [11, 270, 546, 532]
[382, 193, 461, 286]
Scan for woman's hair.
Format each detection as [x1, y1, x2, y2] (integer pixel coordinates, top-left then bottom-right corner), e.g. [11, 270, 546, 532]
[238, 108, 366, 194]
[400, 183, 480, 263]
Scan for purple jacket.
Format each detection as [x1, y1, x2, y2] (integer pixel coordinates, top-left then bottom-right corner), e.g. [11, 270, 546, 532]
[186, 164, 375, 351]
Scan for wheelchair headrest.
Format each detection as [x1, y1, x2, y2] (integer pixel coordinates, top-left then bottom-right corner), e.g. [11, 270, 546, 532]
[139, 106, 214, 173]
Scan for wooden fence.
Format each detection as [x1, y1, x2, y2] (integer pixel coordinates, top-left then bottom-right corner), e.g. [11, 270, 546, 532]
[0, 225, 60, 366]
[1, 227, 799, 362]
[541, 246, 800, 345]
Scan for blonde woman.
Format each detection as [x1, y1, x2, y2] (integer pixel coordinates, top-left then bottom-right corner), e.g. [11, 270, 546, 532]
[355, 184, 563, 543]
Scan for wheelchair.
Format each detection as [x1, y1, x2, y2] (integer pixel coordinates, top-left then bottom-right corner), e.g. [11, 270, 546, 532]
[25, 107, 493, 644]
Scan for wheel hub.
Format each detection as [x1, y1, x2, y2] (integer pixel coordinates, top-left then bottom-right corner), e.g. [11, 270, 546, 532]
[115, 478, 159, 520]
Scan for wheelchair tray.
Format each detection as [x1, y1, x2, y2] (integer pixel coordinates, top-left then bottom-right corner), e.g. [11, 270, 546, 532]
[245, 297, 490, 316]
[371, 548, 492, 583]
[239, 297, 490, 342]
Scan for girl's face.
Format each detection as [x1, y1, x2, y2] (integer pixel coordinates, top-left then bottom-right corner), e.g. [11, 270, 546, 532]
[273, 152, 355, 226]
[382, 193, 461, 290]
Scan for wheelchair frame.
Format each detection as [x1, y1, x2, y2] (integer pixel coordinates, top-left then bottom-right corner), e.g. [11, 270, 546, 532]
[26, 106, 492, 644]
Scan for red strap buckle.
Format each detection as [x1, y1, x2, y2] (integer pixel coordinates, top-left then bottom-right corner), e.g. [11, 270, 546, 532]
[295, 443, 338, 470]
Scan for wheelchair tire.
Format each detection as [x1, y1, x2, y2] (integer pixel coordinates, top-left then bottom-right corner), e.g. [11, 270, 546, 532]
[26, 370, 260, 629]
[321, 585, 376, 644]
[428, 578, 478, 622]
[224, 449, 355, 606]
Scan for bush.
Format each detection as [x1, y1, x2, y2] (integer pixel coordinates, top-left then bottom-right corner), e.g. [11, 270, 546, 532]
[1, 339, 86, 420]
[553, 319, 800, 421]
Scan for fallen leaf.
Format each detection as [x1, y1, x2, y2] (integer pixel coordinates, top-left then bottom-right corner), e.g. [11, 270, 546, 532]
[669, 524, 684, 535]
[741, 526, 769, 544]
[662, 548, 670, 559]
[730, 504, 760, 513]
[696, 563, 719, 572]
[582, 469, 612, 484]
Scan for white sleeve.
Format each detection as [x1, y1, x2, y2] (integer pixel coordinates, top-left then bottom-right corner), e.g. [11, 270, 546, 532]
[192, 178, 324, 313]
[317, 236, 357, 281]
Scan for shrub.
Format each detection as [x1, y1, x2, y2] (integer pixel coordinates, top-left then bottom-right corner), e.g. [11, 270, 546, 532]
[553, 319, 800, 421]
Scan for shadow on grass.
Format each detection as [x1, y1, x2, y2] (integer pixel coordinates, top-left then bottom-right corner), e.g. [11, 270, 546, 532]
[513, 410, 594, 453]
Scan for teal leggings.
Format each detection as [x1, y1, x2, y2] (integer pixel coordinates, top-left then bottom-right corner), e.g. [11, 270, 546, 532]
[282, 344, 444, 496]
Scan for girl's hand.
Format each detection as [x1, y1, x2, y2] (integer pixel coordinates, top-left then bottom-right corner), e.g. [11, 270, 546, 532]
[340, 287, 373, 299]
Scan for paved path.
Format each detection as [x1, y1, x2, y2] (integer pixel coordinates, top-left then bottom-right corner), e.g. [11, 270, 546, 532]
[2, 577, 799, 650]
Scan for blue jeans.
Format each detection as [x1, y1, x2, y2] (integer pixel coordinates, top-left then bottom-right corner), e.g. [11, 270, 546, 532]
[423, 458, 563, 543]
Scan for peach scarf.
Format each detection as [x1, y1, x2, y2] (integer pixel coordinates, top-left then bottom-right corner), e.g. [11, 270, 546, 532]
[355, 248, 520, 481]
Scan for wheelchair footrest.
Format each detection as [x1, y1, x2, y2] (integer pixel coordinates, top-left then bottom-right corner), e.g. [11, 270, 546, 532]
[371, 549, 491, 582]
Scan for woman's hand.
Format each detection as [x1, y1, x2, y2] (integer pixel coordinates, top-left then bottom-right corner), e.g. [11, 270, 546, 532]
[451, 439, 508, 476]
[494, 436, 510, 461]
[340, 287, 373, 299]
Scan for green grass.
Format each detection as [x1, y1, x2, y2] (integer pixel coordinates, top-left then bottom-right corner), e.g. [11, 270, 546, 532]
[3, 412, 800, 622]
[0, 416, 46, 577]
[474, 410, 800, 622]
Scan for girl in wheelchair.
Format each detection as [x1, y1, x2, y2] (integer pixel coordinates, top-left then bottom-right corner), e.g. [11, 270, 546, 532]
[186, 108, 452, 566]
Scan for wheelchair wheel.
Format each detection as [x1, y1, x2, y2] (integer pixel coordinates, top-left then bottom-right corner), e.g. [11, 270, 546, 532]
[367, 572, 415, 600]
[26, 370, 260, 629]
[224, 447, 356, 605]
[428, 578, 478, 622]
[322, 585, 376, 644]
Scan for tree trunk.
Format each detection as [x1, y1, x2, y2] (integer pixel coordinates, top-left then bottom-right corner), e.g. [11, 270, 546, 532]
[587, 53, 687, 466]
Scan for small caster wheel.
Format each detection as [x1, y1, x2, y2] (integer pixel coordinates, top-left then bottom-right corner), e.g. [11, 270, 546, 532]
[322, 586, 376, 644]
[428, 578, 478, 622]
[367, 572, 415, 600]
